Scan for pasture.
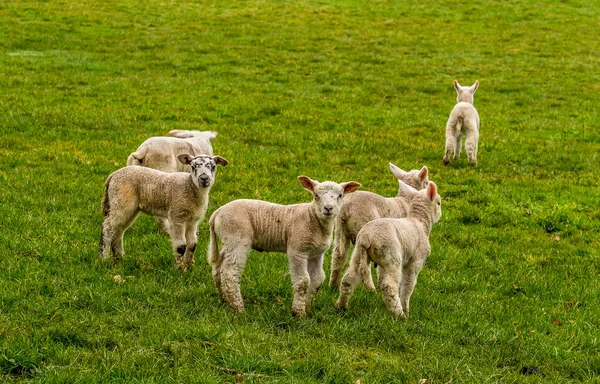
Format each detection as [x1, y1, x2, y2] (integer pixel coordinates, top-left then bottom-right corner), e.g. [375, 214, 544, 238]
[1, 0, 599, 382]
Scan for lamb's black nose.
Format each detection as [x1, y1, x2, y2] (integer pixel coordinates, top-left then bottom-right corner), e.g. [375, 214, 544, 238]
[323, 205, 333, 215]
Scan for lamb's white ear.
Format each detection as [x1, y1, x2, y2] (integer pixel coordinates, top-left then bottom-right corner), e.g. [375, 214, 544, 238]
[418, 166, 428, 182]
[177, 154, 194, 165]
[453, 79, 461, 93]
[399, 180, 418, 197]
[298, 176, 318, 193]
[389, 162, 406, 180]
[169, 130, 194, 138]
[213, 156, 228, 166]
[341, 181, 361, 195]
[426, 181, 437, 201]
[470, 80, 479, 94]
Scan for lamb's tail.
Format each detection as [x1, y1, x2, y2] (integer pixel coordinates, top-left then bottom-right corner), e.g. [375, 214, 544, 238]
[101, 174, 113, 217]
[127, 150, 145, 166]
[207, 213, 220, 266]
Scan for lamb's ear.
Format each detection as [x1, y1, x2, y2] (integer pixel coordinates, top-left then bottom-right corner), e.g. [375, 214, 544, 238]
[453, 79, 461, 93]
[389, 162, 406, 180]
[426, 181, 438, 201]
[213, 156, 228, 166]
[169, 130, 194, 138]
[399, 180, 418, 197]
[298, 176, 318, 193]
[470, 80, 479, 94]
[177, 154, 194, 165]
[418, 166, 428, 182]
[341, 181, 361, 195]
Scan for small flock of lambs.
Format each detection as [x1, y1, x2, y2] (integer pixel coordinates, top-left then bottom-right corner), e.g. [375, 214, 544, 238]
[99, 80, 480, 318]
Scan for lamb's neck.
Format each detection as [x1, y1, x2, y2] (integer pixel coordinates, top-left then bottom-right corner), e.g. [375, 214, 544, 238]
[408, 200, 432, 235]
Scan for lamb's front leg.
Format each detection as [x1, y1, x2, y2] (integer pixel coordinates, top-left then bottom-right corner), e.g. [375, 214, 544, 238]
[182, 220, 200, 272]
[169, 222, 186, 269]
[306, 255, 325, 313]
[399, 263, 422, 318]
[288, 252, 310, 317]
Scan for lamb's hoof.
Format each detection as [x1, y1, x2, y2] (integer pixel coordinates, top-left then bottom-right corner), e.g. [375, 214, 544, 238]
[392, 311, 407, 320]
[364, 284, 376, 292]
[328, 280, 340, 290]
[335, 303, 347, 311]
[291, 308, 306, 317]
[228, 304, 245, 313]
[442, 158, 450, 166]
[469, 160, 478, 166]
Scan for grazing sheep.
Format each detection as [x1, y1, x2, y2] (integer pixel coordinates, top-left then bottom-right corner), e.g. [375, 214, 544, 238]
[336, 181, 442, 318]
[127, 130, 218, 172]
[127, 130, 218, 232]
[328, 163, 429, 289]
[100, 154, 228, 271]
[208, 176, 361, 316]
[443, 80, 480, 166]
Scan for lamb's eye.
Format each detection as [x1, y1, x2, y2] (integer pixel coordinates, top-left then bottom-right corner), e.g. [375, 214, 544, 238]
[315, 195, 320, 201]
[338, 194, 342, 200]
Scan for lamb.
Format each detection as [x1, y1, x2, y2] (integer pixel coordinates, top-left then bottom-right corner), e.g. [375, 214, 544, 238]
[443, 80, 480, 166]
[208, 176, 361, 316]
[328, 163, 429, 289]
[127, 130, 218, 172]
[127, 129, 218, 232]
[335, 181, 441, 318]
[100, 154, 228, 271]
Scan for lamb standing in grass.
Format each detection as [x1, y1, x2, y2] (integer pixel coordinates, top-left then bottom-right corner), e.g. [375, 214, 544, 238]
[100, 154, 228, 271]
[336, 181, 441, 318]
[443, 80, 480, 166]
[127, 130, 218, 172]
[127, 129, 218, 232]
[208, 176, 361, 316]
[328, 163, 429, 289]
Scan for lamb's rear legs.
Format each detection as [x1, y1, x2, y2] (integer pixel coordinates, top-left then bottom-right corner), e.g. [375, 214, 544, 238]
[329, 227, 351, 289]
[306, 256, 325, 313]
[219, 245, 250, 312]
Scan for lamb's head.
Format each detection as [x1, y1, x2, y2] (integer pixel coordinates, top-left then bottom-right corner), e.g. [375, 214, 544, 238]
[454, 80, 479, 104]
[400, 181, 442, 224]
[177, 154, 228, 188]
[298, 176, 361, 220]
[389, 163, 429, 195]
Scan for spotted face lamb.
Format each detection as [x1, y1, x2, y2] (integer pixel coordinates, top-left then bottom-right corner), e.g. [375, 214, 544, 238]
[443, 80, 480, 166]
[100, 154, 228, 271]
[328, 163, 429, 289]
[335, 181, 441, 318]
[208, 176, 361, 316]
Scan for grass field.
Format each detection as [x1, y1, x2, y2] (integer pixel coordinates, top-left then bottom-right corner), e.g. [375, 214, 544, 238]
[1, 0, 599, 382]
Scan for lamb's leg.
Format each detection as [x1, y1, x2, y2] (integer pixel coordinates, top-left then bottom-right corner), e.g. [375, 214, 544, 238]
[100, 208, 138, 260]
[399, 264, 421, 318]
[182, 220, 199, 272]
[219, 243, 250, 312]
[288, 253, 310, 317]
[443, 130, 455, 165]
[155, 217, 170, 234]
[305, 256, 325, 313]
[379, 265, 404, 318]
[466, 131, 479, 165]
[335, 258, 362, 310]
[169, 222, 186, 269]
[454, 134, 462, 160]
[111, 211, 139, 260]
[329, 224, 351, 289]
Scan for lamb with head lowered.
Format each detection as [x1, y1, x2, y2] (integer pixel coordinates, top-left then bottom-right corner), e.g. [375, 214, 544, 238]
[336, 181, 442, 319]
[208, 176, 360, 317]
[100, 154, 228, 271]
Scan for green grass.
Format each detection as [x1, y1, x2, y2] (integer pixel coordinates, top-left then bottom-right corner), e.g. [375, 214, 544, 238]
[1, 0, 599, 382]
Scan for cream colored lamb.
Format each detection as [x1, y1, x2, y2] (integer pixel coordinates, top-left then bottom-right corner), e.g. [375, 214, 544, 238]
[127, 130, 218, 172]
[208, 176, 361, 316]
[335, 181, 441, 318]
[328, 163, 429, 289]
[100, 154, 228, 271]
[443, 80, 480, 166]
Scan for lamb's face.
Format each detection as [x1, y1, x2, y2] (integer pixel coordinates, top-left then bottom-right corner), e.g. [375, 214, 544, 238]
[312, 182, 346, 219]
[190, 156, 218, 188]
[430, 192, 442, 224]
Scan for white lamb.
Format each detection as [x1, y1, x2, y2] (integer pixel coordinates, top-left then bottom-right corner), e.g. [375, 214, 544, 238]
[328, 163, 429, 289]
[208, 176, 361, 316]
[127, 130, 218, 172]
[100, 154, 228, 271]
[336, 181, 441, 318]
[443, 80, 480, 166]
